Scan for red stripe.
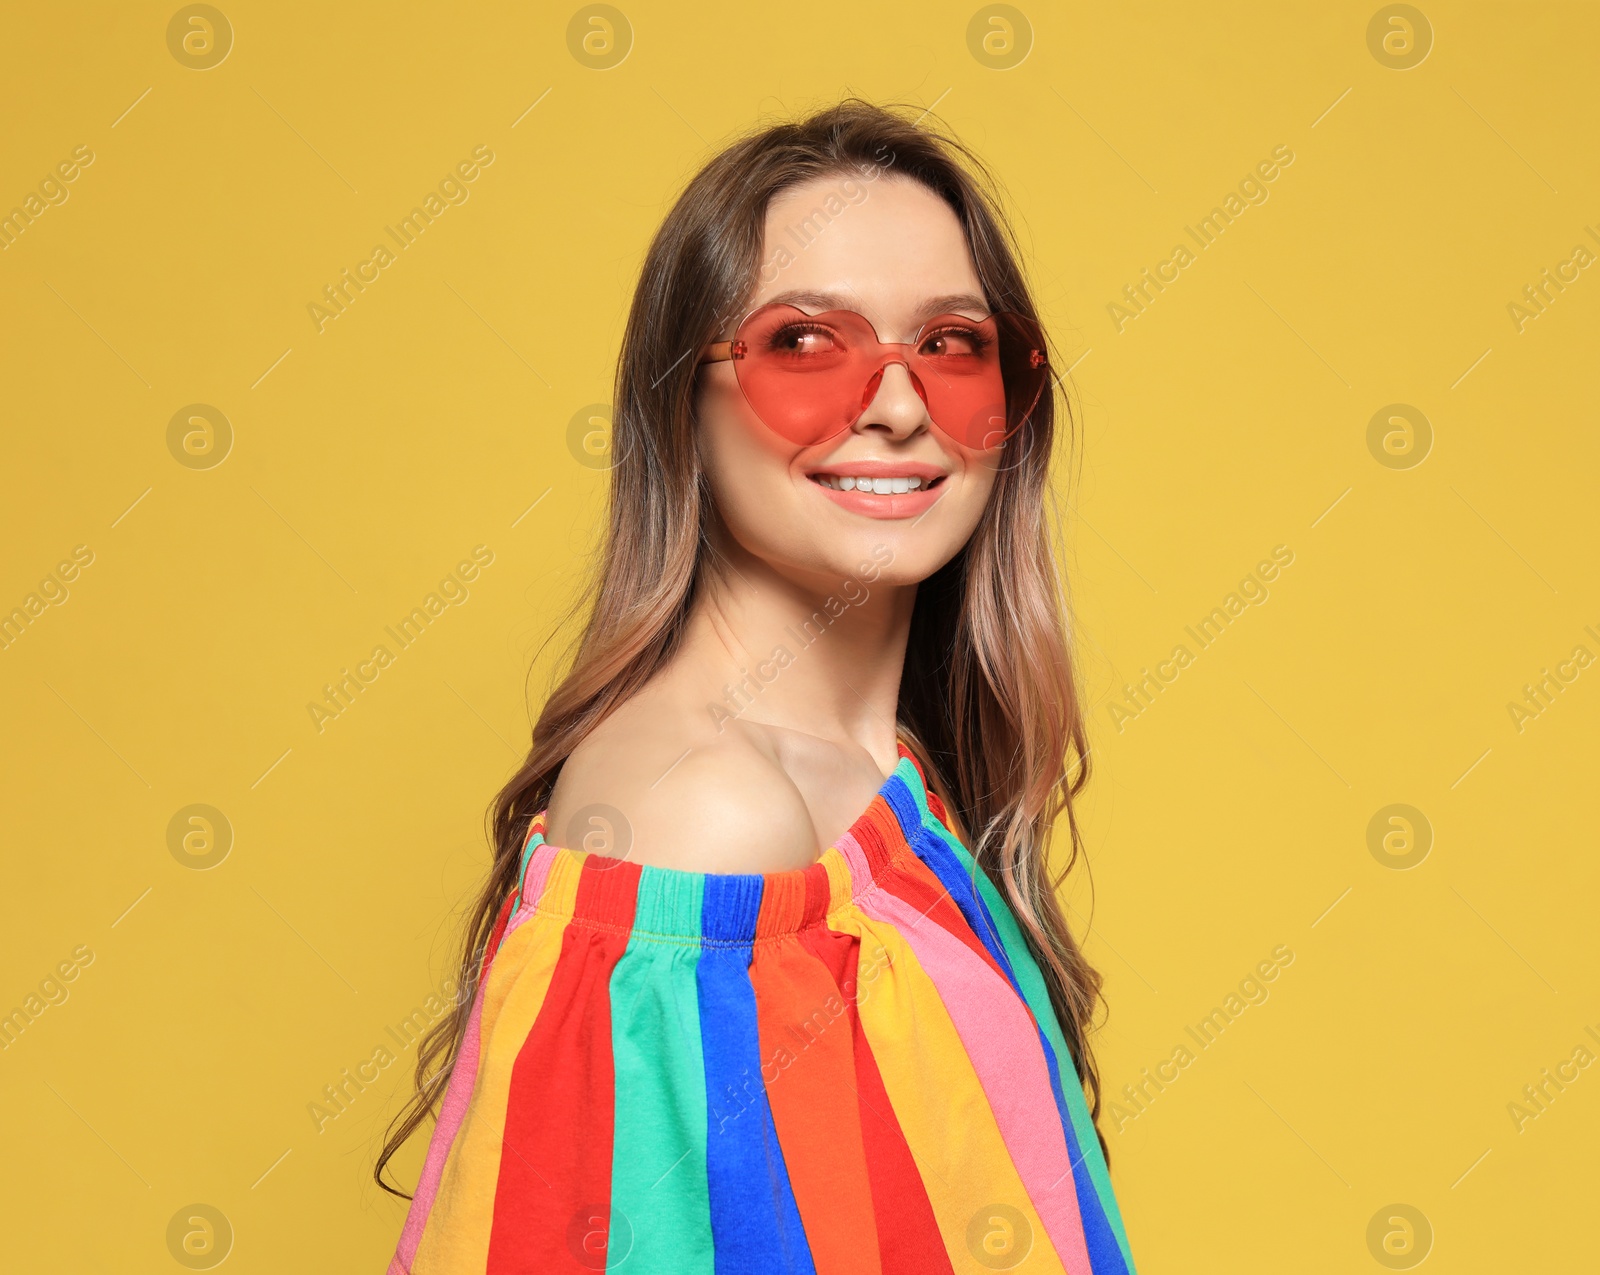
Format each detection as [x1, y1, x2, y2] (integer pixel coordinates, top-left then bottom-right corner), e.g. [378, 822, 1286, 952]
[482, 891, 518, 978]
[798, 925, 953, 1275]
[486, 858, 640, 1273]
[858, 813, 1009, 982]
[896, 738, 920, 781]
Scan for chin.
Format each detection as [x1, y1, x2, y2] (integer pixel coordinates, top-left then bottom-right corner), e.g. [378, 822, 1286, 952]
[812, 530, 958, 589]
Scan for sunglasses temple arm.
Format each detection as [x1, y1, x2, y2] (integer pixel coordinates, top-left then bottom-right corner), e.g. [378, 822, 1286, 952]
[698, 340, 735, 365]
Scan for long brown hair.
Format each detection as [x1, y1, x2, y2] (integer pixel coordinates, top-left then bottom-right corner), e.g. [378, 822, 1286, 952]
[376, 97, 1106, 1193]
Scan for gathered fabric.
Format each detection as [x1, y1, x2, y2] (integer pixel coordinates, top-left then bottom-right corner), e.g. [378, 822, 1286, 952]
[389, 741, 1136, 1274]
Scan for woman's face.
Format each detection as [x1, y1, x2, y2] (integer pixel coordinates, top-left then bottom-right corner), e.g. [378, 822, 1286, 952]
[695, 173, 1003, 592]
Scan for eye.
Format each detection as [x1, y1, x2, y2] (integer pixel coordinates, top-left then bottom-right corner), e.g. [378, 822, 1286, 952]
[919, 323, 992, 359]
[767, 321, 842, 356]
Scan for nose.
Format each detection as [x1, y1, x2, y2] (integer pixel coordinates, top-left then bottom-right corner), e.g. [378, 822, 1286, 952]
[853, 359, 930, 439]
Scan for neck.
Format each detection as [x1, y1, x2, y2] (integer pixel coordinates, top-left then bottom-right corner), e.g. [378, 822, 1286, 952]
[675, 531, 915, 763]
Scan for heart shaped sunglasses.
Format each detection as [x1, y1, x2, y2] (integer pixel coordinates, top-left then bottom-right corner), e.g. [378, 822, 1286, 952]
[697, 303, 1050, 452]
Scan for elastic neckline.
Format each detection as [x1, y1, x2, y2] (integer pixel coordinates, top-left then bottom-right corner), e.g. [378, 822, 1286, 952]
[515, 738, 935, 943]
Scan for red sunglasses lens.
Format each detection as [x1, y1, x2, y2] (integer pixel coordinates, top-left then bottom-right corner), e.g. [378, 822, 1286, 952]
[728, 306, 883, 445]
[908, 311, 1049, 451]
[725, 305, 1048, 450]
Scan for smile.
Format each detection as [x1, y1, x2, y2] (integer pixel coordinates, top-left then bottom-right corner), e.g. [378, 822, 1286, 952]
[803, 466, 950, 520]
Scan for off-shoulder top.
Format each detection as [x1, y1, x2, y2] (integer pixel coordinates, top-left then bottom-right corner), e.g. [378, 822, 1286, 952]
[388, 739, 1136, 1274]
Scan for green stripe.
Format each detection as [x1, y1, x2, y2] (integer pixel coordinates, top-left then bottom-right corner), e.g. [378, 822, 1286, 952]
[914, 795, 1137, 1273]
[607, 870, 715, 1273]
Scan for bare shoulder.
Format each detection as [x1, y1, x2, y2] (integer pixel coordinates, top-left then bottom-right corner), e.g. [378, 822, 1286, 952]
[544, 712, 818, 873]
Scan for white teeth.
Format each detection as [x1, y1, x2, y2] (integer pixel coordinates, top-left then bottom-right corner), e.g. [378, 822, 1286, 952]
[814, 475, 930, 492]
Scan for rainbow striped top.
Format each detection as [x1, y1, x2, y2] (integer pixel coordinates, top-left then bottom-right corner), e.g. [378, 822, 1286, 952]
[389, 741, 1136, 1273]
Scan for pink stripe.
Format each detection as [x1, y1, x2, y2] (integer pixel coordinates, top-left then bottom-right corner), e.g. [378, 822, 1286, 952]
[391, 845, 558, 1269]
[391, 975, 489, 1270]
[839, 833, 1095, 1275]
[504, 842, 559, 945]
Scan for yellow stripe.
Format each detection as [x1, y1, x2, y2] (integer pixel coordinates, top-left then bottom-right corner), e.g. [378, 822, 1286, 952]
[412, 857, 582, 1273]
[836, 906, 1065, 1274]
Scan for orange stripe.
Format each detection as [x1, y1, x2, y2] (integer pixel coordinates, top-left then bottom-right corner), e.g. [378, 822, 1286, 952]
[752, 875, 882, 1275]
[801, 923, 952, 1274]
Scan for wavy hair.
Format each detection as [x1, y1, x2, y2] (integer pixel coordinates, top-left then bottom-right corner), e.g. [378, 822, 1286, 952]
[377, 97, 1106, 1193]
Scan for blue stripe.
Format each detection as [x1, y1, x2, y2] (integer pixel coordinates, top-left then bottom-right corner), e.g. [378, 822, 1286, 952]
[697, 875, 817, 1275]
[886, 776, 1015, 976]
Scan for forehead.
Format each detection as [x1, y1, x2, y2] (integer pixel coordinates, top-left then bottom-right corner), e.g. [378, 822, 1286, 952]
[750, 173, 988, 330]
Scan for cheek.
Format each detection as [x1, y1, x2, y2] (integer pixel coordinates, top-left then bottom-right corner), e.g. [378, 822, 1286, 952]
[961, 455, 1001, 502]
[697, 376, 801, 531]
[946, 473, 996, 552]
[698, 371, 757, 449]
[942, 454, 1000, 529]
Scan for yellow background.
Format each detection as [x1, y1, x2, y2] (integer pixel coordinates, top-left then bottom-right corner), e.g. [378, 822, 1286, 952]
[2, 1, 1595, 1270]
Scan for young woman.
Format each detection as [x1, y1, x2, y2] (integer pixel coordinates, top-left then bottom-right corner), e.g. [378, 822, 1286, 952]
[380, 99, 1137, 1275]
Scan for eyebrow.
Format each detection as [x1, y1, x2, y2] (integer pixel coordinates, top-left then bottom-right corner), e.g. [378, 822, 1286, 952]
[760, 288, 993, 327]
